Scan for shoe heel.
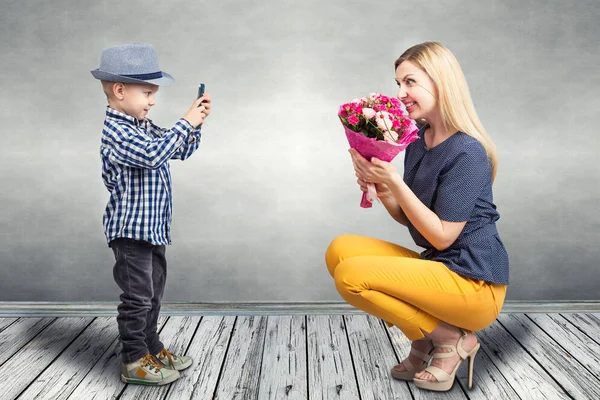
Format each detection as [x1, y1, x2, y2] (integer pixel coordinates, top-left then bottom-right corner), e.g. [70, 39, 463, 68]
[467, 344, 480, 389]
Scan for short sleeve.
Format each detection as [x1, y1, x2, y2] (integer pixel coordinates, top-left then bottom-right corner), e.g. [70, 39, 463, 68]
[434, 143, 490, 222]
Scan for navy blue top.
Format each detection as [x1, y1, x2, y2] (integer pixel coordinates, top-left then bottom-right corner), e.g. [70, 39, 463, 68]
[403, 124, 509, 284]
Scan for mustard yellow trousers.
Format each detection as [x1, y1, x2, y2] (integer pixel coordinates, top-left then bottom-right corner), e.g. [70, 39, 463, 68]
[326, 234, 507, 340]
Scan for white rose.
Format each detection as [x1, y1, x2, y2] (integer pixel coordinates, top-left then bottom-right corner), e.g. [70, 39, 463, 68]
[375, 111, 393, 131]
[382, 129, 399, 143]
[362, 108, 376, 119]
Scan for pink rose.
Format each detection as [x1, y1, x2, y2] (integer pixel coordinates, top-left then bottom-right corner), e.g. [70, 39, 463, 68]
[348, 115, 360, 125]
[389, 97, 402, 108]
[369, 92, 380, 101]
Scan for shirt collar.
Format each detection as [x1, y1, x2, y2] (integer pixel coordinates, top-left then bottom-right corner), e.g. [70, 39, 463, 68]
[105, 106, 147, 128]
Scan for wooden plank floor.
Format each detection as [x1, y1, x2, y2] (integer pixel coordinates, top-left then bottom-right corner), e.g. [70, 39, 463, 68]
[1, 313, 599, 400]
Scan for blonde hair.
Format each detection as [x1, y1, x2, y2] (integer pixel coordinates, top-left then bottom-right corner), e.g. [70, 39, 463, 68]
[395, 42, 498, 183]
[100, 80, 126, 102]
[101, 80, 116, 101]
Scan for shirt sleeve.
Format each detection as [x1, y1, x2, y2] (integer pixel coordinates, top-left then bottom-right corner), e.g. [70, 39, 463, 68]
[107, 120, 191, 169]
[434, 142, 490, 222]
[169, 120, 202, 160]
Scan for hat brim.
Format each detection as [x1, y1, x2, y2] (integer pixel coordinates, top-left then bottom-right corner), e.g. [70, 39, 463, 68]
[91, 69, 174, 86]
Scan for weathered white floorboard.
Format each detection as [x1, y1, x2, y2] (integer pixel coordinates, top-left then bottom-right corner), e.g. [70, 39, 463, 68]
[212, 316, 267, 400]
[477, 319, 570, 399]
[0, 317, 92, 400]
[499, 313, 600, 400]
[17, 317, 117, 400]
[306, 315, 360, 400]
[344, 314, 412, 399]
[0, 317, 17, 333]
[166, 316, 236, 400]
[0, 317, 55, 366]
[257, 316, 308, 399]
[529, 313, 600, 380]
[1, 312, 597, 400]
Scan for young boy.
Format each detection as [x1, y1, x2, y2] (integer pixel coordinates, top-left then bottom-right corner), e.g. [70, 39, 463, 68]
[91, 42, 211, 385]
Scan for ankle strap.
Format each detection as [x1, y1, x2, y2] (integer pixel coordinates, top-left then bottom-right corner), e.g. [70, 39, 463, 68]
[410, 347, 433, 362]
[432, 335, 469, 360]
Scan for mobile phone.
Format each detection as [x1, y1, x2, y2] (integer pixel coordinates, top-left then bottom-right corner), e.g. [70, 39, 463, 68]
[197, 83, 205, 107]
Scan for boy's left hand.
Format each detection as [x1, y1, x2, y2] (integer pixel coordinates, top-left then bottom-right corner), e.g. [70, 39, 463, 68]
[199, 93, 212, 118]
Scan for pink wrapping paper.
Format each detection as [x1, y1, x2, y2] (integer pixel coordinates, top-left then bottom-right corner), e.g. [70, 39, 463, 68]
[344, 125, 418, 208]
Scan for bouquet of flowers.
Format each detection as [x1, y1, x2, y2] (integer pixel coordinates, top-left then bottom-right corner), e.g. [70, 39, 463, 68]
[338, 93, 420, 208]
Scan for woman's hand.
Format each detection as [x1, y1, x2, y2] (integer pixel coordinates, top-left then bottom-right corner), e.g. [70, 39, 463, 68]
[349, 148, 401, 186]
[356, 174, 393, 200]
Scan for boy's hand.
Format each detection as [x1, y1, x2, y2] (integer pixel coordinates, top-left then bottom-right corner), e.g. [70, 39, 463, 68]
[200, 93, 211, 118]
[183, 93, 211, 128]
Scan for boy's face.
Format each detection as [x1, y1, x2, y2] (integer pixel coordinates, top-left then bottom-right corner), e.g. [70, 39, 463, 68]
[115, 83, 159, 121]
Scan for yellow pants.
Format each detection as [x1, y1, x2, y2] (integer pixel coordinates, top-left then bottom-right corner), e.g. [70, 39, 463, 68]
[326, 234, 507, 340]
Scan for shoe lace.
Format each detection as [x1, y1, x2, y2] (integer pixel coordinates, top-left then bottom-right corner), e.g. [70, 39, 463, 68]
[140, 353, 163, 372]
[158, 348, 176, 368]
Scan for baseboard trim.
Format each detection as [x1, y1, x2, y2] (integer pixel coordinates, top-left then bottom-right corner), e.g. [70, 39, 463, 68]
[0, 301, 599, 317]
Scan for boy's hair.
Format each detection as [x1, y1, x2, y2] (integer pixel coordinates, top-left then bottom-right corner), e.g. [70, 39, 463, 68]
[101, 80, 119, 102]
[394, 42, 498, 183]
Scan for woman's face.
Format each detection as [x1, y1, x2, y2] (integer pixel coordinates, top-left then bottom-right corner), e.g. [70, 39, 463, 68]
[395, 61, 437, 121]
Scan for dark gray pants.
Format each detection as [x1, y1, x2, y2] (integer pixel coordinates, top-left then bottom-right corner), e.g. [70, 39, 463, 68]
[110, 238, 167, 363]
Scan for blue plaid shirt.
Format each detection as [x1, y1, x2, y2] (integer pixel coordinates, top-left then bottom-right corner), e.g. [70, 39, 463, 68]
[100, 107, 201, 246]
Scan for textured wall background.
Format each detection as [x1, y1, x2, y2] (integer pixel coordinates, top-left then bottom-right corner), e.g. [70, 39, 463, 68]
[1, 0, 598, 302]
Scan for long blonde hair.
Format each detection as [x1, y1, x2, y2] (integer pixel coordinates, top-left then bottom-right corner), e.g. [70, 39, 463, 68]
[395, 42, 498, 183]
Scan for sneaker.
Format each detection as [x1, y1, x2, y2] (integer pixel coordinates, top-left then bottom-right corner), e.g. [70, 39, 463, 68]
[120, 353, 180, 385]
[156, 348, 193, 371]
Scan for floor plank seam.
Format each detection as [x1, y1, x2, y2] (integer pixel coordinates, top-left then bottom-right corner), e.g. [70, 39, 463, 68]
[255, 316, 269, 398]
[0, 318, 18, 334]
[211, 316, 237, 397]
[559, 313, 600, 347]
[304, 315, 310, 400]
[0, 317, 57, 371]
[342, 315, 363, 400]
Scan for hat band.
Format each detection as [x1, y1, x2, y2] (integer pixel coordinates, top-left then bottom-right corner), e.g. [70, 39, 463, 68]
[122, 71, 163, 80]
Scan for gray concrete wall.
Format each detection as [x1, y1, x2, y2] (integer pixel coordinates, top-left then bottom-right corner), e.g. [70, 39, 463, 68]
[1, 0, 598, 301]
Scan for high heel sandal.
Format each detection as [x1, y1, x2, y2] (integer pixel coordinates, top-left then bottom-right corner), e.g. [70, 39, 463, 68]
[391, 340, 434, 381]
[413, 329, 480, 391]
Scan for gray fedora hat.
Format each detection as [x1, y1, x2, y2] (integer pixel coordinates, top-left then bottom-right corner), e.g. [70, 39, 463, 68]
[91, 42, 174, 86]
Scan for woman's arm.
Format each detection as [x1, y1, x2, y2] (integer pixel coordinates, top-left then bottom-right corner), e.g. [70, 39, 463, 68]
[387, 174, 466, 249]
[379, 190, 410, 226]
[350, 149, 466, 250]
